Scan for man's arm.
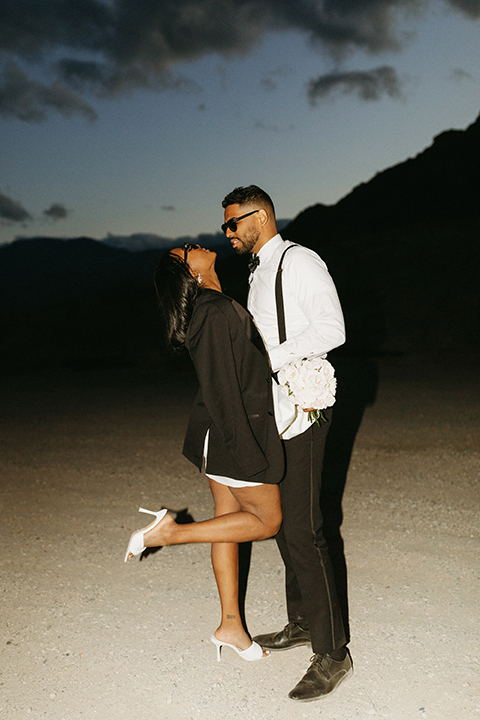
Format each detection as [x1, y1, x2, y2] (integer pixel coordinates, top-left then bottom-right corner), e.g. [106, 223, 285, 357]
[268, 247, 345, 372]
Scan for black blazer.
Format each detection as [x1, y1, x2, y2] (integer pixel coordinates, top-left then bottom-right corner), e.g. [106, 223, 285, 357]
[182, 289, 284, 484]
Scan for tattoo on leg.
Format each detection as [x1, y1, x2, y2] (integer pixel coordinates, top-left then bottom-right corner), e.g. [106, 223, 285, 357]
[226, 615, 236, 619]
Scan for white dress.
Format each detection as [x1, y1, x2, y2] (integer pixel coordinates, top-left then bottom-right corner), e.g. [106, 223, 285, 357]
[203, 430, 263, 488]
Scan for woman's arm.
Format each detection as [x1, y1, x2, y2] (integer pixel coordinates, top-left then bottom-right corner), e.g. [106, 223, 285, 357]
[187, 300, 269, 478]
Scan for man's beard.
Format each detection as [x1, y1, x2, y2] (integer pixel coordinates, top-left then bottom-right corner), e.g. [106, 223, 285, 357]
[233, 228, 260, 255]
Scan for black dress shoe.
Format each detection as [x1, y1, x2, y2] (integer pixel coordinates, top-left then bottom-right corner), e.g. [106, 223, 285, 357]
[288, 651, 353, 701]
[253, 621, 311, 651]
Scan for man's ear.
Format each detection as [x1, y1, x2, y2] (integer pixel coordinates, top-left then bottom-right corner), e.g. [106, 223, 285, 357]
[257, 207, 269, 227]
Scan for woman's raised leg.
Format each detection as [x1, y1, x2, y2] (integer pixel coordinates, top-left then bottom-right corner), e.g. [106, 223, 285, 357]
[142, 482, 282, 548]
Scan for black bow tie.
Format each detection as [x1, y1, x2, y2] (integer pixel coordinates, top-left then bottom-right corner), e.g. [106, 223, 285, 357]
[248, 254, 260, 273]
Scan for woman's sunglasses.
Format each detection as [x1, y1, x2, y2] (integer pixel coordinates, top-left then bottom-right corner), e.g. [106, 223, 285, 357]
[221, 210, 259, 235]
[183, 243, 199, 263]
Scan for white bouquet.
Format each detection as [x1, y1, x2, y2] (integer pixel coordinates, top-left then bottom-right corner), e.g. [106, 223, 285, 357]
[277, 357, 336, 425]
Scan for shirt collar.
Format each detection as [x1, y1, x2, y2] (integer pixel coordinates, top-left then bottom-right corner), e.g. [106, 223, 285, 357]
[256, 233, 284, 263]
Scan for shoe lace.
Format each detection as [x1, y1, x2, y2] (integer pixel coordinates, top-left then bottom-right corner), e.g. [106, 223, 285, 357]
[286, 621, 300, 631]
[310, 653, 328, 670]
[288, 620, 308, 633]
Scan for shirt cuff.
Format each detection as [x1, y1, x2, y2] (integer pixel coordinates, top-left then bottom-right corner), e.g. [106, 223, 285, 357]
[269, 345, 288, 373]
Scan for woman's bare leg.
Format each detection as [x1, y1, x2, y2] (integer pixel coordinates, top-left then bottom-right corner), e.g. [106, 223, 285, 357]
[208, 480, 270, 655]
[143, 482, 282, 548]
[132, 480, 281, 652]
[208, 480, 247, 648]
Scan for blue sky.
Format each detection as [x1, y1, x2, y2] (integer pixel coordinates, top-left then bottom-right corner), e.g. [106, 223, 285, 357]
[1, 0, 479, 245]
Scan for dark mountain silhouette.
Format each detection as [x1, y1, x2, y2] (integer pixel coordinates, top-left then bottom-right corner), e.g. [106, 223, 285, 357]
[101, 231, 231, 256]
[0, 237, 156, 309]
[100, 223, 290, 253]
[1, 114, 479, 371]
[287, 118, 480, 241]
[0, 237, 165, 370]
[282, 113, 480, 353]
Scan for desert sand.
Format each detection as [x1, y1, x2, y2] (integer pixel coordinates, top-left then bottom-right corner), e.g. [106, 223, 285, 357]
[1, 352, 479, 719]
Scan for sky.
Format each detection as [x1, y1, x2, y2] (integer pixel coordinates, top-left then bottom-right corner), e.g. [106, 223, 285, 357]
[1, 0, 479, 246]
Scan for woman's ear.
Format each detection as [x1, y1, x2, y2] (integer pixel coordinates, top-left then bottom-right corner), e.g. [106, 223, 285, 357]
[185, 257, 201, 284]
[183, 256, 195, 275]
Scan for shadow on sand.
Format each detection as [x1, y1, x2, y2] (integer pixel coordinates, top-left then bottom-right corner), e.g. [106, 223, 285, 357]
[321, 356, 379, 642]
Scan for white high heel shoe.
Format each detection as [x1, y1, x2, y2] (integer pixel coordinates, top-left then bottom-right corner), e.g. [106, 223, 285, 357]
[124, 507, 168, 562]
[210, 635, 270, 662]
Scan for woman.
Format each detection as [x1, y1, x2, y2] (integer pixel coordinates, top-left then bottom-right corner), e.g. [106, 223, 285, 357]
[125, 243, 284, 662]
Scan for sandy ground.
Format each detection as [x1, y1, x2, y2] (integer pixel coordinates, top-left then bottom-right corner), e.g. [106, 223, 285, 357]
[1, 353, 479, 720]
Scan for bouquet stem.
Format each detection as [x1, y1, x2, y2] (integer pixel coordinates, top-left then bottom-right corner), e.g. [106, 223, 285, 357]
[307, 409, 328, 426]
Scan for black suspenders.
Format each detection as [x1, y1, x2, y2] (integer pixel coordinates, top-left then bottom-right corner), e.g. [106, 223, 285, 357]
[275, 244, 297, 344]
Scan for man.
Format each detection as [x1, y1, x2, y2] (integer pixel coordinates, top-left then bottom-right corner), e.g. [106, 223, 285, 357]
[221, 185, 352, 701]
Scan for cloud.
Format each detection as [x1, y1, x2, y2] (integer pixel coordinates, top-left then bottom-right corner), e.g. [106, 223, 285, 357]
[0, 63, 97, 122]
[43, 203, 70, 220]
[0, 191, 32, 223]
[161, 205, 176, 212]
[254, 119, 295, 132]
[307, 66, 403, 103]
[260, 66, 292, 92]
[260, 76, 277, 92]
[254, 119, 280, 132]
[1, 0, 479, 119]
[55, 58, 199, 97]
[449, 68, 475, 81]
[448, 0, 480, 17]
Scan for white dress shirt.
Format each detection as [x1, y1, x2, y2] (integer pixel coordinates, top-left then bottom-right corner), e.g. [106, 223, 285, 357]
[248, 234, 345, 439]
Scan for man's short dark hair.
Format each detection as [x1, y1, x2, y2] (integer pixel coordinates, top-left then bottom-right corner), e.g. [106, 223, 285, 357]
[222, 185, 275, 217]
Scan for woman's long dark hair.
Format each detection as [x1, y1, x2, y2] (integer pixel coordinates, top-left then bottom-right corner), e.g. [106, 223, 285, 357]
[155, 251, 200, 352]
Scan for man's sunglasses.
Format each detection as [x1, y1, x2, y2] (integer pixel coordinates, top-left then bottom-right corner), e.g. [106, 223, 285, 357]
[221, 210, 259, 235]
[183, 243, 199, 263]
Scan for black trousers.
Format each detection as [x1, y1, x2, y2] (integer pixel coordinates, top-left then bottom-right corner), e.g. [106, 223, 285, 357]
[275, 412, 346, 655]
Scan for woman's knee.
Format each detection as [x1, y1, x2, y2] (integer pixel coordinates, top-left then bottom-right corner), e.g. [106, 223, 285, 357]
[232, 485, 282, 538]
[266, 512, 282, 538]
[258, 503, 283, 538]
